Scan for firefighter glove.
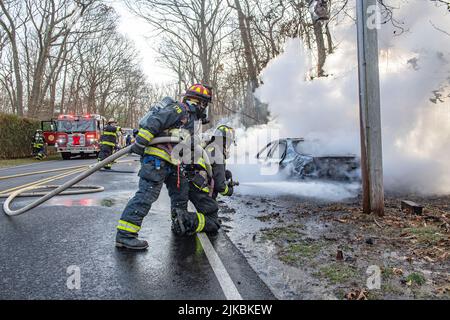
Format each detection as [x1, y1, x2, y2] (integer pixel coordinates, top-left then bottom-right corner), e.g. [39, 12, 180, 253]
[130, 142, 145, 156]
[191, 172, 207, 189]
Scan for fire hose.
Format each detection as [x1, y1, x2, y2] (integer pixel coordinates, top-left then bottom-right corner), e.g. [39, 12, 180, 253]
[3, 137, 212, 216]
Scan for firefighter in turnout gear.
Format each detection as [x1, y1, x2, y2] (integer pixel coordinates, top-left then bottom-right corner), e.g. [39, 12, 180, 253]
[209, 125, 237, 200]
[115, 84, 212, 250]
[98, 118, 119, 170]
[178, 125, 237, 235]
[32, 129, 46, 160]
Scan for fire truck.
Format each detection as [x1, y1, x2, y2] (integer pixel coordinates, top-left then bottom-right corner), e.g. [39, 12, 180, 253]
[43, 114, 107, 160]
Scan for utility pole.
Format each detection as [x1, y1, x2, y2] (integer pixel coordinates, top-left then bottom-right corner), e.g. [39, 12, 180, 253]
[356, 0, 385, 216]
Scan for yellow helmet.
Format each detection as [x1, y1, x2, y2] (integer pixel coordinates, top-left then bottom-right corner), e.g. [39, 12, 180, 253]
[213, 125, 236, 148]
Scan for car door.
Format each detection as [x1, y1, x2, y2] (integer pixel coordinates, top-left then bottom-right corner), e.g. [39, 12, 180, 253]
[41, 120, 57, 146]
[256, 142, 275, 162]
[266, 140, 287, 165]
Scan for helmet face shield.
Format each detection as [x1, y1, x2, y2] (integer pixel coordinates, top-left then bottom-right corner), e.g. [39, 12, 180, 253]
[185, 98, 200, 108]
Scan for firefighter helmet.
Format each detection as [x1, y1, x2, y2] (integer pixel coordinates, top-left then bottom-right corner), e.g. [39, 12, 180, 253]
[213, 125, 236, 148]
[108, 118, 117, 124]
[184, 84, 212, 103]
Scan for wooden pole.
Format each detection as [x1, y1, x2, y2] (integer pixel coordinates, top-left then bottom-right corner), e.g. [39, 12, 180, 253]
[356, 0, 385, 216]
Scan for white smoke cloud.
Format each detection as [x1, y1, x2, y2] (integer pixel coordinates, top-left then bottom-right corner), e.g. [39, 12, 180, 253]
[250, 0, 450, 195]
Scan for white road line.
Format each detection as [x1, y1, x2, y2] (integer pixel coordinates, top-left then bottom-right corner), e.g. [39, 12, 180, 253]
[196, 232, 243, 300]
[149, 206, 243, 300]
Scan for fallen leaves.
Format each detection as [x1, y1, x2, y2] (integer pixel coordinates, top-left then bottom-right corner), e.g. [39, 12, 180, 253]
[345, 288, 368, 300]
[435, 285, 450, 295]
[392, 268, 404, 276]
[413, 245, 450, 263]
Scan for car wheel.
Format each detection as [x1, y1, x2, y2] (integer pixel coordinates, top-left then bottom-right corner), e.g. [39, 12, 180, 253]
[61, 152, 71, 160]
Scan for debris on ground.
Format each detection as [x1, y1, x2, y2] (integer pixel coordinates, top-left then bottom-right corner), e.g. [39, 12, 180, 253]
[220, 193, 450, 300]
[345, 288, 368, 300]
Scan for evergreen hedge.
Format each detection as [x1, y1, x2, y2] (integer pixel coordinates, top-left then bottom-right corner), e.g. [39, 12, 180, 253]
[0, 113, 40, 159]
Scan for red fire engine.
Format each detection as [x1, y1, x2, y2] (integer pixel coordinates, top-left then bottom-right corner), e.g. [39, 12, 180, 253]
[47, 114, 106, 160]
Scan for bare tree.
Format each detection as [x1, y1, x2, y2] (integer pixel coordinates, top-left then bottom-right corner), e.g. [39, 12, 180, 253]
[125, 0, 231, 96]
[0, 0, 27, 116]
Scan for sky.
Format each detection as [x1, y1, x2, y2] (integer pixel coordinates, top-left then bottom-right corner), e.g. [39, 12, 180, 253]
[109, 0, 177, 84]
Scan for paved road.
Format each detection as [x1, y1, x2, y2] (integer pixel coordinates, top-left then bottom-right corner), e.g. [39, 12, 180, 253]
[0, 157, 275, 300]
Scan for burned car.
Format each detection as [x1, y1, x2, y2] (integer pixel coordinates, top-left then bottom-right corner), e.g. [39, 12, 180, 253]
[256, 138, 360, 181]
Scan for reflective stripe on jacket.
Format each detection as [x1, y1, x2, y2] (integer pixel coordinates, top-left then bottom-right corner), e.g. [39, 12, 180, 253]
[100, 125, 118, 146]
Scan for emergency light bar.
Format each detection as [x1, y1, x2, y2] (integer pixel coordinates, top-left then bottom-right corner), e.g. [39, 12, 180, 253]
[58, 114, 77, 120]
[58, 114, 98, 120]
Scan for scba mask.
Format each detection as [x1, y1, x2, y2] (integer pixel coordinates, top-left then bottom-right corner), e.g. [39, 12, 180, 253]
[186, 98, 210, 124]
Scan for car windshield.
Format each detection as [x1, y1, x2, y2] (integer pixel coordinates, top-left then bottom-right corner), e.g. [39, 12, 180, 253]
[293, 140, 306, 154]
[268, 141, 287, 160]
[257, 143, 272, 159]
[293, 140, 321, 155]
[57, 119, 96, 133]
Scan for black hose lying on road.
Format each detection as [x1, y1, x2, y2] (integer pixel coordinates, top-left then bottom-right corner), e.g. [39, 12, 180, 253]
[3, 137, 212, 216]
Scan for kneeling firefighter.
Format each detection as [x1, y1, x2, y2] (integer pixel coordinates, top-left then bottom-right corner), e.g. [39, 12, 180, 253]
[32, 129, 46, 160]
[98, 118, 120, 169]
[178, 125, 237, 235]
[115, 84, 212, 250]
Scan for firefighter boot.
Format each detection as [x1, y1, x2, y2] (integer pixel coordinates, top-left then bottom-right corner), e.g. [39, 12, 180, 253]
[171, 208, 196, 236]
[98, 158, 112, 170]
[170, 208, 178, 233]
[115, 230, 149, 250]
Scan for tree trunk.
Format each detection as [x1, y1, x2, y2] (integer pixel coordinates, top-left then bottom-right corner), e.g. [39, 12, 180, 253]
[0, 2, 24, 116]
[234, 0, 258, 91]
[325, 23, 334, 54]
[313, 21, 326, 77]
[11, 39, 24, 116]
[60, 64, 68, 114]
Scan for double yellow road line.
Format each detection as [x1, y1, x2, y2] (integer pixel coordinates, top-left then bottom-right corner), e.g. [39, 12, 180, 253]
[0, 158, 136, 197]
[0, 164, 91, 181]
[0, 167, 87, 197]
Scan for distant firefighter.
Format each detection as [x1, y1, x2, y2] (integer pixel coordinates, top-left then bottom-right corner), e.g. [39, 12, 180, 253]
[98, 118, 120, 169]
[32, 129, 47, 160]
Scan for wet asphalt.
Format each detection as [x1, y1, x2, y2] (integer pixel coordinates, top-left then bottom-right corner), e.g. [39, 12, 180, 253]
[0, 156, 275, 300]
